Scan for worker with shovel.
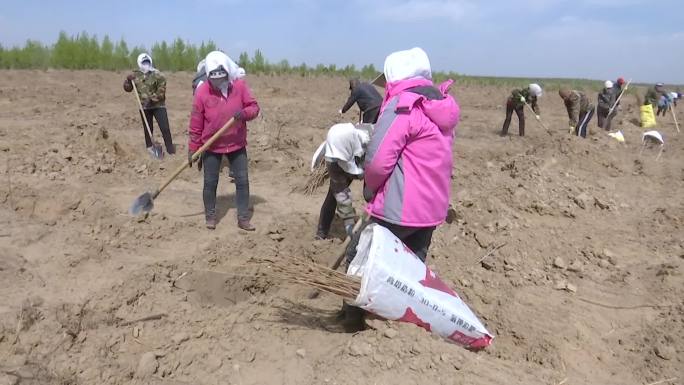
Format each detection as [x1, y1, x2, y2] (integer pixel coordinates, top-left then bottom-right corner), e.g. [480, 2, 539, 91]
[500, 84, 543, 137]
[123, 53, 175, 157]
[315, 123, 373, 240]
[339, 78, 383, 124]
[188, 51, 260, 230]
[597, 81, 617, 131]
[559, 88, 594, 138]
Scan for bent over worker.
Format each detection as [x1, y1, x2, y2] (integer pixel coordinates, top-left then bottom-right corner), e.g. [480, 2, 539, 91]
[559, 88, 594, 138]
[315, 123, 373, 240]
[339, 78, 383, 124]
[501, 83, 542, 137]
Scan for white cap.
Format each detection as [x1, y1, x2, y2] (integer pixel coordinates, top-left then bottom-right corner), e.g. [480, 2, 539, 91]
[528, 83, 542, 97]
[604, 80, 613, 89]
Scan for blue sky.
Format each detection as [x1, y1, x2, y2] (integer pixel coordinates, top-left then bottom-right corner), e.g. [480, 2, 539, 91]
[1, 0, 682, 83]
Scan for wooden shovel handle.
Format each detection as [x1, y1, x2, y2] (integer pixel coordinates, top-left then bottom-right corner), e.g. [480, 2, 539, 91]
[130, 81, 155, 139]
[154, 117, 237, 197]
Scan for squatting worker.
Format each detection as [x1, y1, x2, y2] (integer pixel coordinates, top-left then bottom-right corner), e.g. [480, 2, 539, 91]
[123, 53, 176, 155]
[339, 78, 383, 124]
[315, 123, 373, 240]
[188, 51, 260, 231]
[340, 47, 460, 330]
[500, 83, 543, 137]
[559, 88, 594, 138]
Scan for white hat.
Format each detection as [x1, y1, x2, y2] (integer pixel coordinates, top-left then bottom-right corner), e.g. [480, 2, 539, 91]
[604, 80, 613, 89]
[529, 83, 542, 97]
[383, 47, 432, 83]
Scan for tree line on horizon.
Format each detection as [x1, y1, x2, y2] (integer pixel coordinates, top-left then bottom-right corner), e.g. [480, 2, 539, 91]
[0, 31, 380, 79]
[0, 31, 618, 90]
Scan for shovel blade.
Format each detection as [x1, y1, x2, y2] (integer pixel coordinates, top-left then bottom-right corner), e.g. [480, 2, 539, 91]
[147, 143, 164, 160]
[129, 191, 154, 215]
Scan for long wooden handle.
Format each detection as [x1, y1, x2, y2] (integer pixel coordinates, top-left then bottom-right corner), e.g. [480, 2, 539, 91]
[608, 79, 631, 116]
[130, 81, 155, 140]
[331, 215, 366, 271]
[524, 102, 551, 134]
[153, 117, 237, 197]
[671, 105, 680, 133]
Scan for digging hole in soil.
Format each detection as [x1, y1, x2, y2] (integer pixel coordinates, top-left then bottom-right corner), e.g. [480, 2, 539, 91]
[174, 270, 273, 307]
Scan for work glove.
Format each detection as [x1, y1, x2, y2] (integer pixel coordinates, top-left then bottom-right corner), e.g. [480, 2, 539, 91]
[188, 150, 195, 168]
[126, 74, 136, 81]
[519, 96, 526, 103]
[338, 109, 343, 115]
[233, 110, 243, 121]
[569, 125, 575, 134]
[535, 115, 541, 121]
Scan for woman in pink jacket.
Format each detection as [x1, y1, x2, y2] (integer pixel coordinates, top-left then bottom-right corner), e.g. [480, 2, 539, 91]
[188, 51, 260, 230]
[347, 47, 460, 263]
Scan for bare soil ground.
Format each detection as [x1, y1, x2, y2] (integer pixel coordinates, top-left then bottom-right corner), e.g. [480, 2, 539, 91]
[0, 70, 682, 385]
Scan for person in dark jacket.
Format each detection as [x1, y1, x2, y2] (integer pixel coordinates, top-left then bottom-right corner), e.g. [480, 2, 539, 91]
[597, 81, 617, 131]
[339, 78, 383, 123]
[559, 88, 594, 138]
[501, 83, 542, 137]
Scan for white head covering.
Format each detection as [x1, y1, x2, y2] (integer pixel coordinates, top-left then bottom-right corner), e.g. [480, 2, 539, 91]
[137, 53, 154, 73]
[324, 123, 371, 175]
[204, 51, 240, 81]
[604, 80, 613, 89]
[196, 59, 206, 73]
[383, 47, 432, 83]
[236, 67, 246, 79]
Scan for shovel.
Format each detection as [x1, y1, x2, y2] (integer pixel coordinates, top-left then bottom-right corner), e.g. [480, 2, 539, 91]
[129, 117, 237, 215]
[524, 102, 551, 135]
[131, 81, 164, 160]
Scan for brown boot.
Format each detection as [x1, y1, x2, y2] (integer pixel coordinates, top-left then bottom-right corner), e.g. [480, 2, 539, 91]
[238, 219, 255, 232]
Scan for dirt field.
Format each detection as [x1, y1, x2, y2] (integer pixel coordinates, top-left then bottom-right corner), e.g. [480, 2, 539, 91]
[0, 70, 682, 385]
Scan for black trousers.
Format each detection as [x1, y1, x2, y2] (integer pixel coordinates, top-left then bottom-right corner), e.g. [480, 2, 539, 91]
[501, 102, 525, 136]
[362, 106, 380, 124]
[576, 108, 595, 138]
[596, 107, 615, 131]
[345, 217, 435, 263]
[139, 107, 175, 153]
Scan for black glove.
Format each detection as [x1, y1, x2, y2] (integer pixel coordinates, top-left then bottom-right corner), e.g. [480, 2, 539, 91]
[233, 110, 243, 120]
[126, 73, 136, 81]
[362, 183, 374, 203]
[188, 150, 194, 168]
[197, 155, 203, 172]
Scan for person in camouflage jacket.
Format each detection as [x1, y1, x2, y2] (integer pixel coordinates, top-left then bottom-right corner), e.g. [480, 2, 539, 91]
[501, 84, 542, 137]
[643, 83, 669, 108]
[123, 53, 175, 154]
[559, 88, 594, 138]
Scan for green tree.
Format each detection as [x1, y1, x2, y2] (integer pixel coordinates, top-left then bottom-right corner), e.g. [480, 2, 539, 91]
[52, 31, 74, 68]
[252, 49, 266, 73]
[100, 35, 114, 70]
[113, 38, 130, 69]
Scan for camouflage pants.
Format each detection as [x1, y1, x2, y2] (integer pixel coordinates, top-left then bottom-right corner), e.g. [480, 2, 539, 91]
[316, 162, 357, 238]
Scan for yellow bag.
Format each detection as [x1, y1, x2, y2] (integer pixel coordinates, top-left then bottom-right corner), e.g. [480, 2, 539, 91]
[640, 104, 656, 128]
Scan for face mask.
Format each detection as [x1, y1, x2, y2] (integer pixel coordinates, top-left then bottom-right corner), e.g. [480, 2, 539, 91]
[140, 63, 151, 73]
[209, 77, 230, 94]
